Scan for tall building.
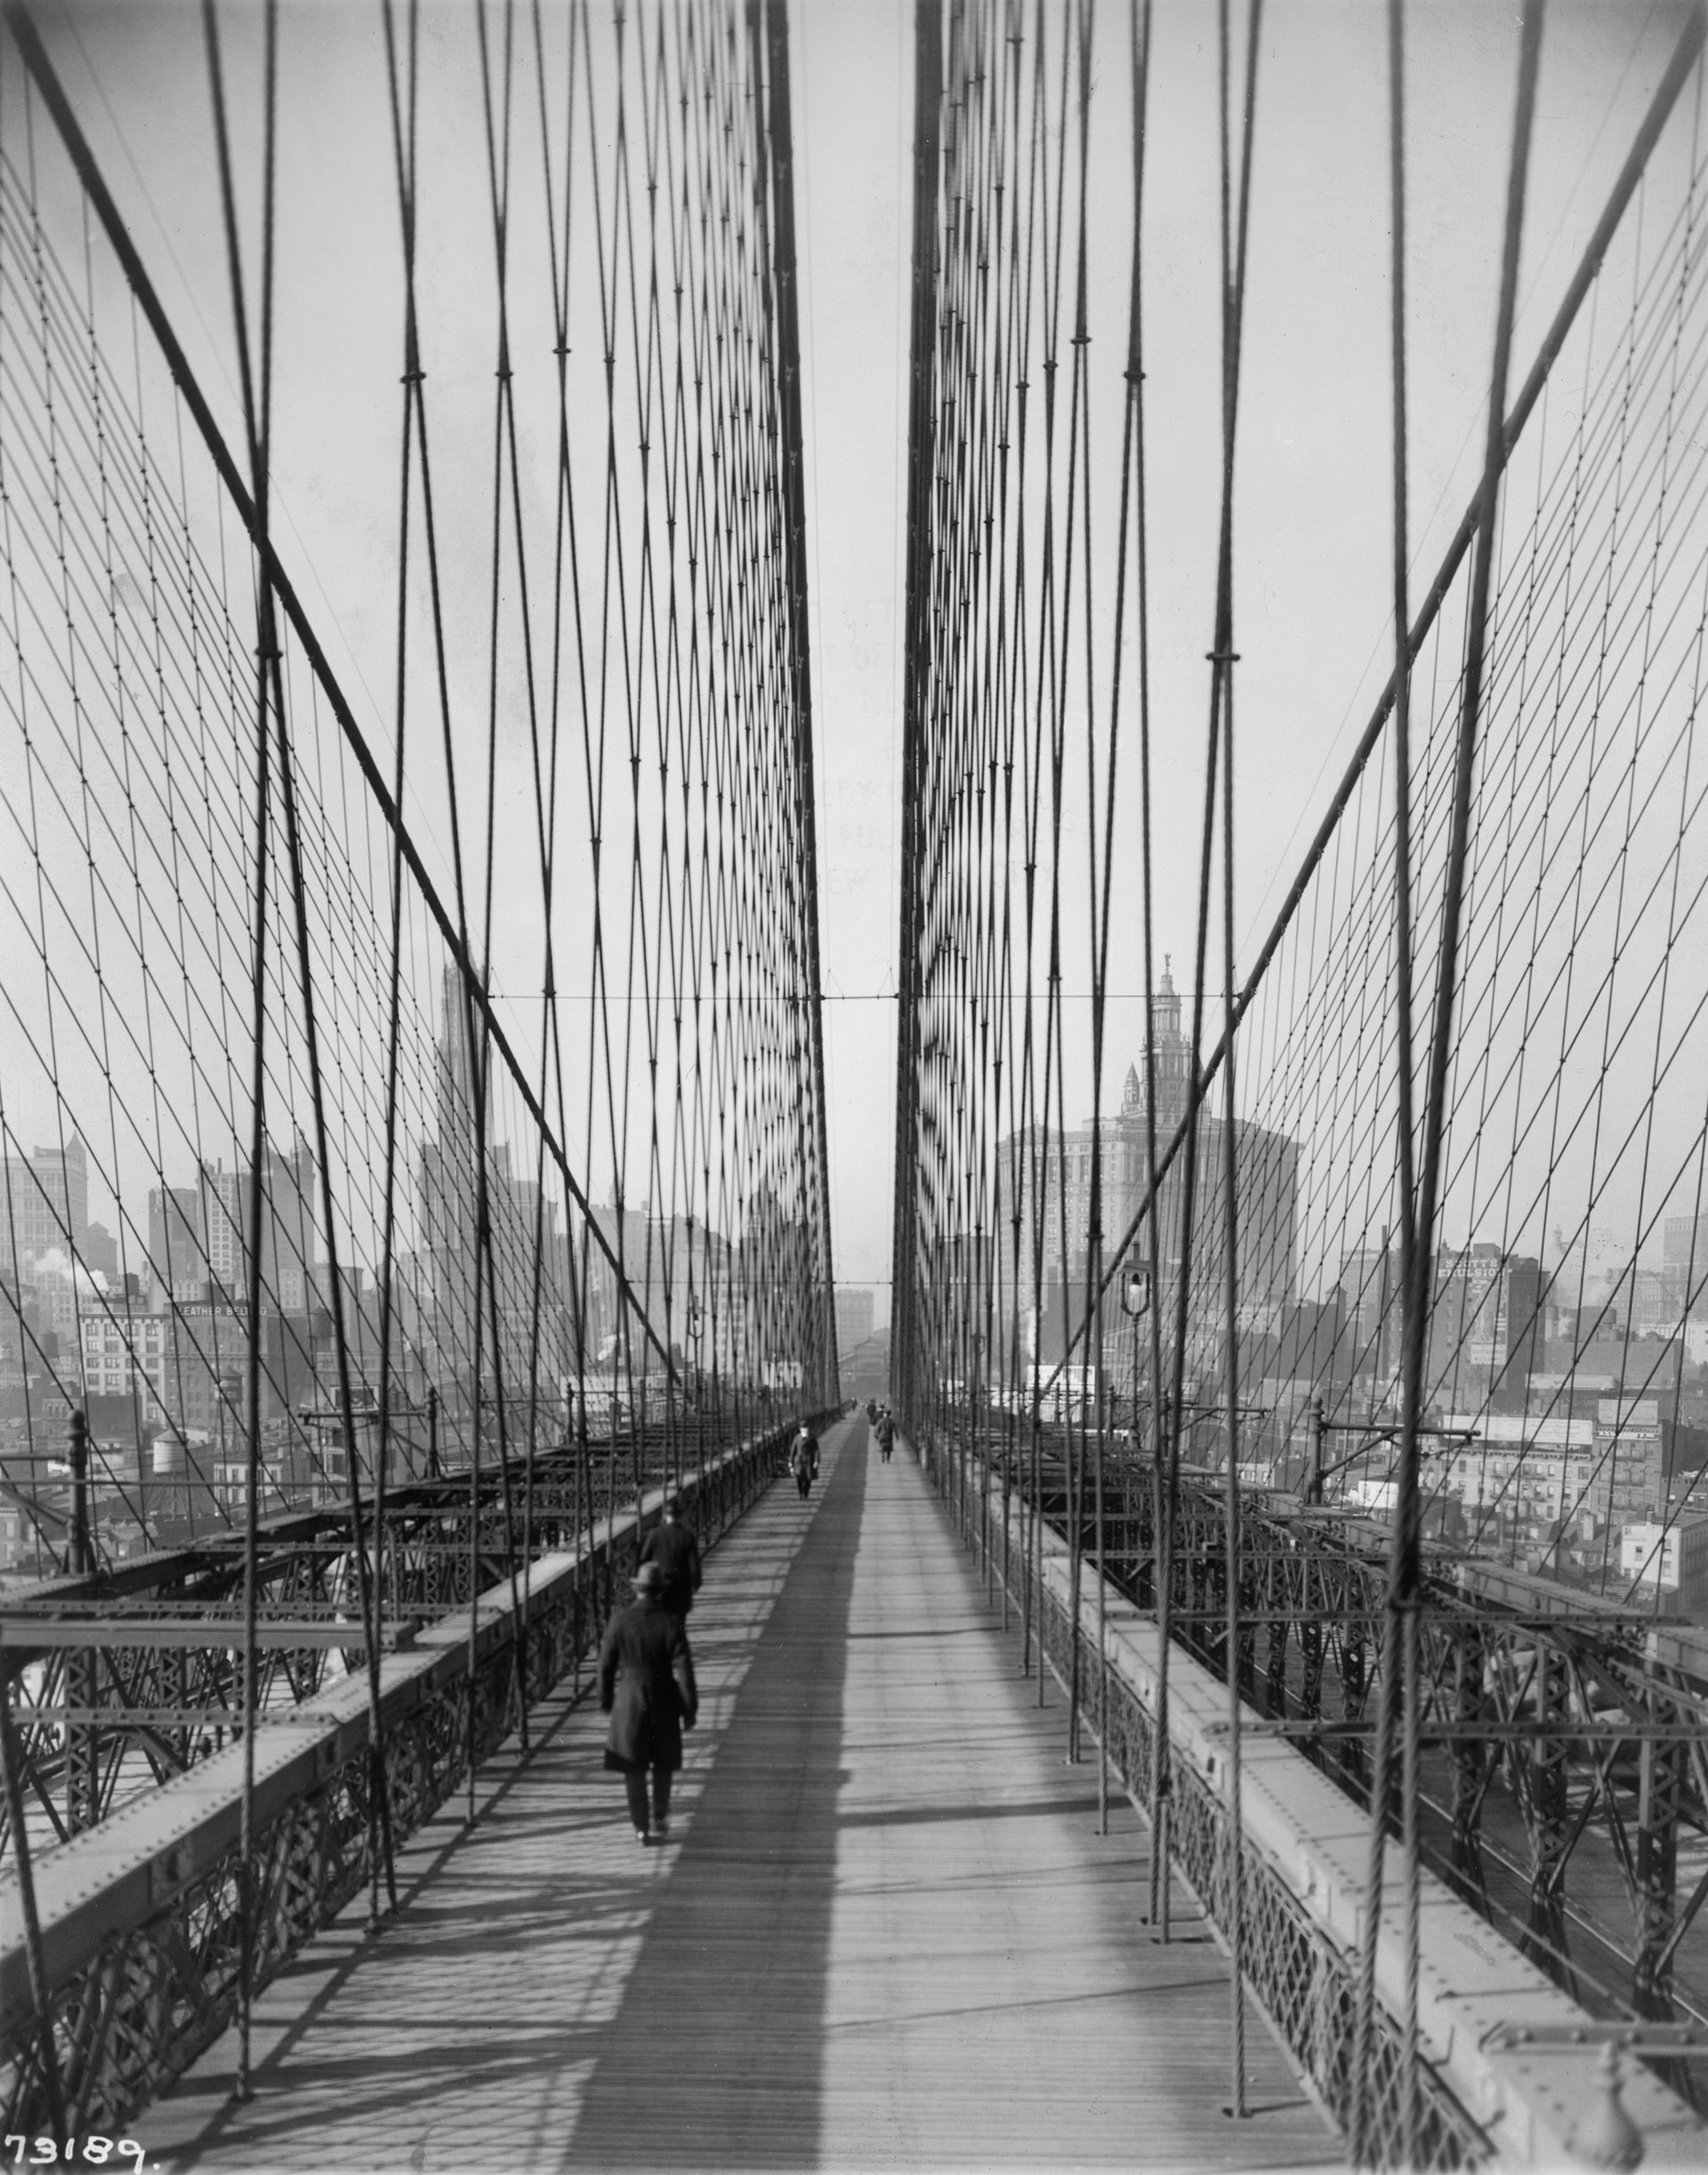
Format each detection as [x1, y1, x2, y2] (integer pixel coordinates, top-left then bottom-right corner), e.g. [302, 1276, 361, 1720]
[81, 1305, 168, 1413]
[414, 967, 589, 1406]
[418, 963, 488, 1359]
[834, 1286, 875, 1354]
[996, 965, 1299, 1373]
[149, 1185, 204, 1305]
[2, 1134, 89, 1273]
[1335, 1241, 1398, 1373]
[199, 1161, 246, 1294]
[259, 1137, 318, 1315]
[1664, 1211, 1708, 1318]
[1503, 1256, 1546, 1388]
[1426, 1245, 1545, 1407]
[197, 1140, 316, 1312]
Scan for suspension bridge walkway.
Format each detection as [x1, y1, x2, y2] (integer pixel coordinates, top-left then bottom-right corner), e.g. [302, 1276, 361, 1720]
[133, 1422, 1333, 2173]
[10, 0, 1708, 2166]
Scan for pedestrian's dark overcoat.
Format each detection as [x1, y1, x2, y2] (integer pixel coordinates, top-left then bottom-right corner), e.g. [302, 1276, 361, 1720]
[599, 1599, 697, 1772]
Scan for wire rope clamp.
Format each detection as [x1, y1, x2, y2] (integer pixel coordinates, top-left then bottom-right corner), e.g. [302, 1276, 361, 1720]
[1570, 2044, 1644, 2171]
[1484, 2022, 1708, 2168]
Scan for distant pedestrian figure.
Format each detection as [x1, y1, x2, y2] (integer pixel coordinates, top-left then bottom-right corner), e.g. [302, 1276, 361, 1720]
[599, 1561, 698, 1845]
[865, 1398, 878, 1425]
[639, 1493, 703, 1621]
[875, 1408, 895, 1464]
[790, 1422, 819, 1500]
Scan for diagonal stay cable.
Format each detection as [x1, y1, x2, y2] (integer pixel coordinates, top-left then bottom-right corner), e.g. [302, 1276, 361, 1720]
[2, 0, 681, 1390]
[1034, 0, 1707, 1408]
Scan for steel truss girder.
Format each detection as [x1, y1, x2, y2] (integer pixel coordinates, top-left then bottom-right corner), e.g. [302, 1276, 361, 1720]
[1014, 1432, 1708, 2030]
[0, 1424, 759, 1857]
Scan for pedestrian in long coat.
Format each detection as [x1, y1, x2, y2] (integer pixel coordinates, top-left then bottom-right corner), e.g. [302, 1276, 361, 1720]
[790, 1422, 819, 1499]
[638, 1494, 703, 1620]
[599, 1561, 698, 1844]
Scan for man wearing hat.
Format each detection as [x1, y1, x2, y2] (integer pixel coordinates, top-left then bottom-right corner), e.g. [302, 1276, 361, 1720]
[598, 1559, 698, 1844]
[789, 1421, 819, 1500]
[637, 1493, 703, 1622]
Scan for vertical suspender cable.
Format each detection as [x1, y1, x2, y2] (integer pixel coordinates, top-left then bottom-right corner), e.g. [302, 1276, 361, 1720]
[234, 600, 269, 2105]
[1124, 0, 1170, 1935]
[473, 0, 535, 1759]
[197, 0, 275, 2099]
[1350, 0, 1415, 2150]
[897, 0, 943, 1450]
[1214, 0, 1261, 2122]
[1354, 7, 1544, 2164]
[762, 0, 838, 1402]
[371, 0, 424, 1932]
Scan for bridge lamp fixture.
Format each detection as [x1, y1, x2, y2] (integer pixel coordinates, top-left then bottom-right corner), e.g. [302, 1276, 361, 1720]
[1119, 1266, 1152, 1320]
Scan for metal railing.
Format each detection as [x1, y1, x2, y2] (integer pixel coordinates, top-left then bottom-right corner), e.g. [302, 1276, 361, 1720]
[1, 1419, 803, 2138]
[910, 1422, 1680, 2170]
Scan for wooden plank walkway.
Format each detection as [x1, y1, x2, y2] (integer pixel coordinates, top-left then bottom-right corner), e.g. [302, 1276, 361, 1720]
[141, 1420, 1340, 2172]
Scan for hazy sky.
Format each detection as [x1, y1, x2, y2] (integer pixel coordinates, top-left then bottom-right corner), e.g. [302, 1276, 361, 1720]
[18, 0, 1696, 1321]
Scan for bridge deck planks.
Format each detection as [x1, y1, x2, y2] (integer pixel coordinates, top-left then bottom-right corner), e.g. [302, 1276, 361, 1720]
[141, 1422, 1340, 2172]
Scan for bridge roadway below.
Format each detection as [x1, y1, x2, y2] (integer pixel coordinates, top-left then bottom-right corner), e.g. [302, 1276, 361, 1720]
[139, 1419, 1340, 2172]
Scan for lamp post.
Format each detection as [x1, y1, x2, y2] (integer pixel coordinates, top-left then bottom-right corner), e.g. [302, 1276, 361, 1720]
[686, 1294, 705, 1390]
[686, 1292, 705, 1495]
[1085, 1265, 1148, 1836]
[1119, 1266, 1153, 1447]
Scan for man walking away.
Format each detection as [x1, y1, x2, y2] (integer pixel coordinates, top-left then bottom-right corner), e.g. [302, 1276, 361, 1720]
[875, 1407, 895, 1464]
[639, 1493, 703, 1622]
[790, 1421, 819, 1500]
[599, 1561, 698, 1844]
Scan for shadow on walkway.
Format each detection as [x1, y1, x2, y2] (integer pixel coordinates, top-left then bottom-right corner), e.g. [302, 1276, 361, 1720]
[566, 1438, 867, 2171]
